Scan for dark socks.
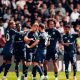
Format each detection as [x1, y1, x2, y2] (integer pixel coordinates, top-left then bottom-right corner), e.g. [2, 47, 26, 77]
[15, 64, 19, 77]
[44, 69, 47, 76]
[0, 63, 6, 73]
[36, 65, 43, 76]
[23, 64, 28, 77]
[32, 66, 37, 77]
[74, 71, 76, 76]
[73, 63, 77, 76]
[54, 72, 58, 78]
[65, 70, 69, 79]
[4, 64, 11, 76]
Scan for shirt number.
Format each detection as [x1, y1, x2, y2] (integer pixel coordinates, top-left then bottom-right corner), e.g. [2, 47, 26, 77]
[6, 33, 10, 41]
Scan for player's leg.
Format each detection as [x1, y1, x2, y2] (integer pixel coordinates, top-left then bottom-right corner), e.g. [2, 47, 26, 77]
[38, 50, 47, 80]
[32, 62, 43, 80]
[64, 54, 69, 80]
[32, 62, 38, 80]
[32, 54, 43, 80]
[53, 60, 58, 80]
[37, 50, 45, 73]
[0, 59, 6, 73]
[71, 54, 77, 80]
[14, 51, 20, 80]
[0, 53, 7, 73]
[2, 53, 12, 80]
[43, 52, 50, 79]
[21, 51, 31, 80]
[3, 59, 12, 80]
[43, 60, 48, 79]
[52, 51, 59, 80]
[22, 61, 30, 80]
[15, 61, 20, 80]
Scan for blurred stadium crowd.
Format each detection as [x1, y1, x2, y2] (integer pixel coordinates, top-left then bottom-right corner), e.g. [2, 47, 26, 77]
[0, 0, 80, 51]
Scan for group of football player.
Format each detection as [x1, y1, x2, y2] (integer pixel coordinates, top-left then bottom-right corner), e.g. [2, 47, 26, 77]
[0, 19, 80, 80]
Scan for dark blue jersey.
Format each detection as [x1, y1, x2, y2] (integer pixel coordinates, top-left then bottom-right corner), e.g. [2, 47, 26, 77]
[26, 31, 39, 52]
[3, 28, 22, 54]
[38, 31, 48, 49]
[62, 33, 78, 52]
[45, 28, 61, 50]
[13, 33, 25, 50]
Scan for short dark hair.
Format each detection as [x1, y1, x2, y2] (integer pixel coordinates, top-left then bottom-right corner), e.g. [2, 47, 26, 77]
[39, 23, 45, 29]
[48, 19, 56, 25]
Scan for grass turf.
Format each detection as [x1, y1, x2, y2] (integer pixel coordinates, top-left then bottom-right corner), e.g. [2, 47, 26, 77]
[0, 72, 80, 80]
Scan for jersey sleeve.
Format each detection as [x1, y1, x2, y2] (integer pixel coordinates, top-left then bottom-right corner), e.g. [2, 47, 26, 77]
[72, 34, 79, 39]
[11, 29, 23, 35]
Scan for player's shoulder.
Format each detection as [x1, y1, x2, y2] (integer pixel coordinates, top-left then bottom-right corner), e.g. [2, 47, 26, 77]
[54, 29, 60, 33]
[44, 31, 48, 36]
[41, 31, 48, 36]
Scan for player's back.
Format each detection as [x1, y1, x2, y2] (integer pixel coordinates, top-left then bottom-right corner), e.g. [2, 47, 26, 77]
[3, 28, 16, 54]
[38, 31, 48, 49]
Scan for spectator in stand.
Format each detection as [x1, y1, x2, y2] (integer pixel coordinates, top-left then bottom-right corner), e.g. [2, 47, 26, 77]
[50, 4, 56, 16]
[62, 0, 72, 14]
[56, 2, 66, 17]
[75, 15, 80, 25]
[41, 3, 49, 18]
[16, 0, 26, 9]
[15, 5, 24, 18]
[56, 21, 64, 34]
[0, 19, 6, 55]
[76, 3, 80, 13]
[11, 0, 17, 10]
[70, 8, 80, 22]
[1, 0, 10, 7]
[3, 19, 8, 31]
[3, 9, 12, 20]
[55, 15, 61, 28]
[65, 12, 70, 23]
[0, 4, 4, 18]
[23, 5, 31, 18]
[20, 15, 25, 26]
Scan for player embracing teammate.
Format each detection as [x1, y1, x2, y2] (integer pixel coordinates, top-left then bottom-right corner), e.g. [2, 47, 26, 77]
[0, 19, 80, 80]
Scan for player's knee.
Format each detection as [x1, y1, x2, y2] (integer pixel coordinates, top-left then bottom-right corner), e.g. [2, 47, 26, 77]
[25, 62, 30, 67]
[73, 63, 77, 72]
[44, 60, 48, 66]
[53, 60, 58, 68]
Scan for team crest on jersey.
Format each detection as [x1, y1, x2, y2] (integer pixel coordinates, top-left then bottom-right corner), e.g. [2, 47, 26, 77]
[19, 38, 21, 40]
[53, 32, 55, 35]
[67, 40, 70, 42]
[64, 37, 67, 39]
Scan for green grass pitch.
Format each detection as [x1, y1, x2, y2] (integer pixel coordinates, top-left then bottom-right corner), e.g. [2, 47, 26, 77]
[0, 72, 80, 80]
